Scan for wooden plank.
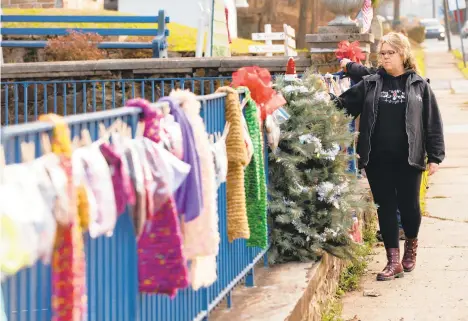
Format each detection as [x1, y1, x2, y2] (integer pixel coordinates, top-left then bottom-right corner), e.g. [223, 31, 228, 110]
[284, 24, 295, 38]
[263, 24, 273, 57]
[0, 15, 160, 23]
[0, 40, 154, 49]
[285, 37, 296, 49]
[1, 27, 159, 37]
[252, 32, 286, 41]
[0, 40, 46, 48]
[248, 44, 285, 53]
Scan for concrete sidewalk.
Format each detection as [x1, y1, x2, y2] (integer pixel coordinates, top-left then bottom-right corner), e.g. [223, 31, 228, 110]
[341, 52, 468, 321]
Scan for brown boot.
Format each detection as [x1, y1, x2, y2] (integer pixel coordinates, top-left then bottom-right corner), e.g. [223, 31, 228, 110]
[402, 238, 418, 272]
[377, 248, 404, 281]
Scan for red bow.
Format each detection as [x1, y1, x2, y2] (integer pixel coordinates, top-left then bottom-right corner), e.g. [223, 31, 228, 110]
[335, 41, 366, 64]
[231, 66, 286, 120]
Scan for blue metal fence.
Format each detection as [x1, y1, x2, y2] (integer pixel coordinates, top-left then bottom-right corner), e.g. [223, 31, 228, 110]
[1, 77, 232, 125]
[0, 74, 357, 172]
[0, 91, 268, 321]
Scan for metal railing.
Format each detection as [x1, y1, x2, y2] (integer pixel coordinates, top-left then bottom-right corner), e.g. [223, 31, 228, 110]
[1, 77, 232, 126]
[0, 91, 268, 321]
[0, 74, 357, 172]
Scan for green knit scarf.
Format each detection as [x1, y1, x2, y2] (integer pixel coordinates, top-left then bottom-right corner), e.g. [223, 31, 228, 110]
[239, 87, 268, 249]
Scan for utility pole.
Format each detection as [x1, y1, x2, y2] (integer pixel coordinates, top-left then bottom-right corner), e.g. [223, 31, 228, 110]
[393, 0, 401, 29]
[466, 0, 468, 20]
[443, 0, 453, 51]
[433, 0, 437, 18]
[455, 0, 467, 67]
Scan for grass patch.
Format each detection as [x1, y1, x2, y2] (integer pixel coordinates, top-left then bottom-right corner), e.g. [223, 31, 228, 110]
[1, 8, 263, 54]
[321, 244, 374, 321]
[410, 45, 429, 216]
[420, 168, 429, 216]
[321, 201, 378, 321]
[409, 40, 426, 77]
[321, 299, 344, 321]
[336, 243, 373, 296]
[452, 50, 468, 79]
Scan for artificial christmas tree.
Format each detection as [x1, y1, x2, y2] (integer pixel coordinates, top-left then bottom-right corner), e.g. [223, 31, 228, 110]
[267, 69, 373, 264]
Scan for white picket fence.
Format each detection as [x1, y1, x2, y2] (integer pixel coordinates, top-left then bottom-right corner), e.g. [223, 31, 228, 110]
[249, 23, 297, 57]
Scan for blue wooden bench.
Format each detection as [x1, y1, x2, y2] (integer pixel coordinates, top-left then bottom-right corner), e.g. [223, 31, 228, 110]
[0, 10, 170, 58]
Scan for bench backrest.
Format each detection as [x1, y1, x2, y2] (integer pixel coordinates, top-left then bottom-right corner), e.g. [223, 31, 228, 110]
[0, 10, 170, 37]
[0, 10, 170, 58]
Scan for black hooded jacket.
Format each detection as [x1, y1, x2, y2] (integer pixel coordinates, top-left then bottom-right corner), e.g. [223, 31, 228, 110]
[331, 62, 445, 170]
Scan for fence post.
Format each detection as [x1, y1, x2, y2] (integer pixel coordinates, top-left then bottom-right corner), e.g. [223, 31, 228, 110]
[264, 24, 273, 57]
[153, 10, 170, 58]
[245, 267, 255, 287]
[202, 288, 209, 320]
[0, 7, 3, 65]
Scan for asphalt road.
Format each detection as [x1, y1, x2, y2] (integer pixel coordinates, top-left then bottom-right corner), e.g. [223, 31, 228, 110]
[423, 33, 467, 60]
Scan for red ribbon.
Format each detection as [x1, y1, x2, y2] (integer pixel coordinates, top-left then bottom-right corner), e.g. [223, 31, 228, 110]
[335, 40, 366, 64]
[231, 66, 286, 120]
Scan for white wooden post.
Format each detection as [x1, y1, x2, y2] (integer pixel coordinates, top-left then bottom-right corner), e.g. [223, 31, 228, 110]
[249, 23, 297, 57]
[283, 24, 297, 57]
[264, 24, 273, 57]
[196, 1, 208, 58]
[205, 0, 215, 57]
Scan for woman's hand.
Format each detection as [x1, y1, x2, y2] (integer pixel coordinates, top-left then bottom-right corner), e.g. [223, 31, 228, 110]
[427, 162, 439, 176]
[340, 58, 352, 72]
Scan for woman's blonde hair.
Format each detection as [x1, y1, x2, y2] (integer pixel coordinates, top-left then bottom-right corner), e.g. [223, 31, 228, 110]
[378, 32, 418, 73]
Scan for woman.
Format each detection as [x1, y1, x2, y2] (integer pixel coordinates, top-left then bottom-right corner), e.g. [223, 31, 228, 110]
[330, 32, 445, 281]
[339, 55, 406, 243]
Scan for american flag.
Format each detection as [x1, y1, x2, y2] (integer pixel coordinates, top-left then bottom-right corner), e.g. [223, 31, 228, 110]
[356, 0, 373, 33]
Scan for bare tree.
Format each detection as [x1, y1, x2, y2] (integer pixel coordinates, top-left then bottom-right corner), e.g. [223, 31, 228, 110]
[297, 0, 311, 49]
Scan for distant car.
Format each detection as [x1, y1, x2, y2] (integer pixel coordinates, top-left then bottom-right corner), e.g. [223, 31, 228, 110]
[462, 21, 468, 39]
[419, 18, 446, 41]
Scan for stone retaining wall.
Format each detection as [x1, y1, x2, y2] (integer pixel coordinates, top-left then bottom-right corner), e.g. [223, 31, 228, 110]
[0, 56, 313, 81]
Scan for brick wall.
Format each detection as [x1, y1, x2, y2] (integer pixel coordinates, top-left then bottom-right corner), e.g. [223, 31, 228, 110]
[1, 0, 102, 9]
[1, 0, 56, 9]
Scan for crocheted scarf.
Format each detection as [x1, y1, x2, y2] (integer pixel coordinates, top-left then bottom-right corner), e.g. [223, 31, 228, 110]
[132, 98, 189, 298]
[216, 87, 250, 242]
[169, 90, 219, 290]
[159, 96, 204, 223]
[39, 114, 87, 321]
[238, 87, 268, 249]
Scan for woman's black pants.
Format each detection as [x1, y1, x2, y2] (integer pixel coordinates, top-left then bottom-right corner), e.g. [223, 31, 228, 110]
[365, 155, 423, 249]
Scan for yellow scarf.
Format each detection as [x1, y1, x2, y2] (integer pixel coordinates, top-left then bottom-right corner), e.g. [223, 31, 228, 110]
[39, 114, 87, 321]
[216, 87, 250, 242]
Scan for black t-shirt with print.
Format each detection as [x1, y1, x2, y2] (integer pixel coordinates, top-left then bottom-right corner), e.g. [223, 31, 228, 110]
[371, 70, 415, 158]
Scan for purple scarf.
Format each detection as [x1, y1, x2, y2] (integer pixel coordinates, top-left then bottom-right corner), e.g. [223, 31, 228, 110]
[126, 97, 189, 297]
[158, 97, 203, 222]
